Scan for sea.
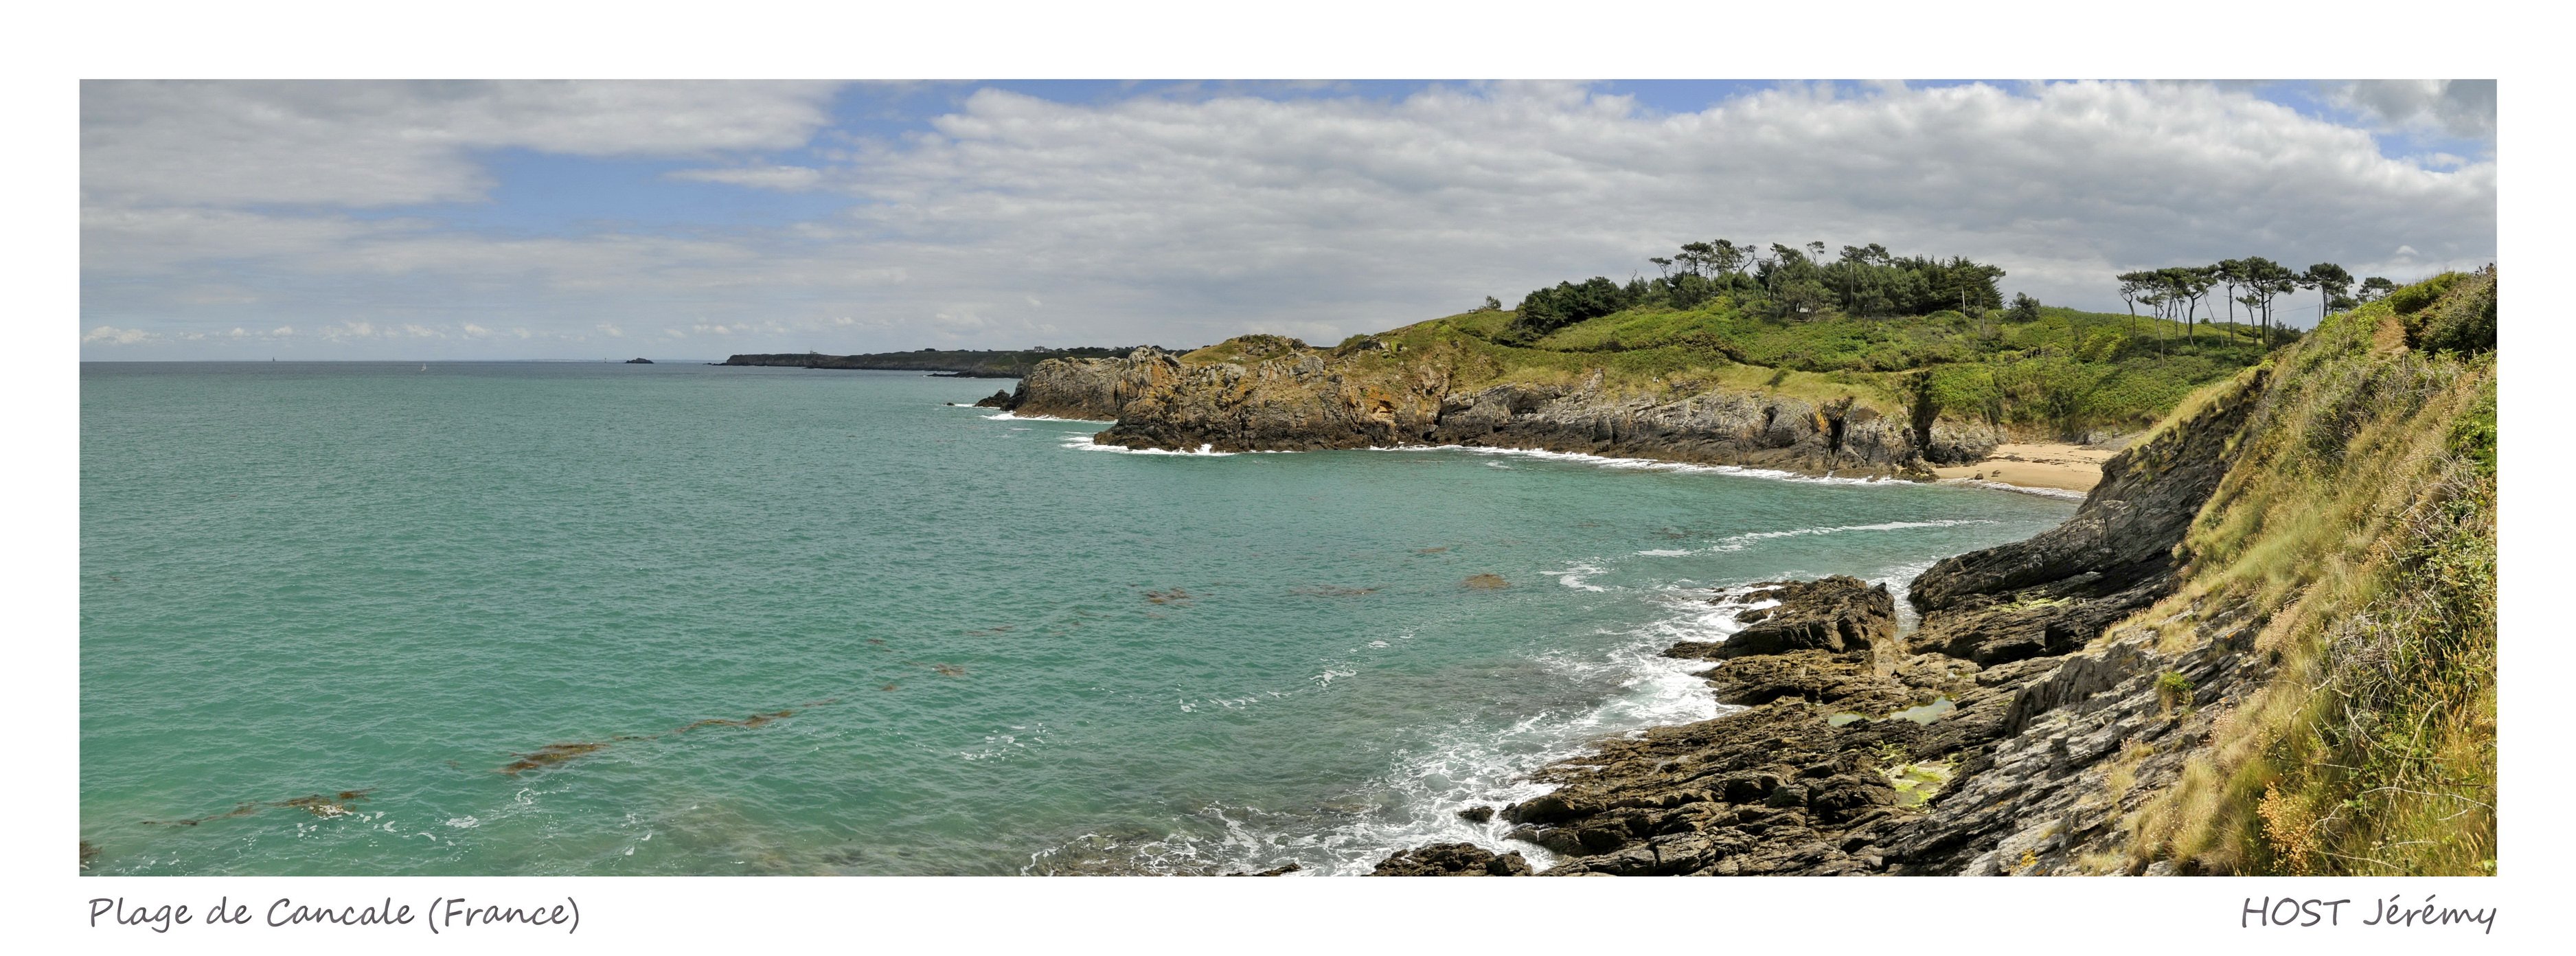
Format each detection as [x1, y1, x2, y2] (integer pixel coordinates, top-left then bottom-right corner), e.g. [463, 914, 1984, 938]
[78, 361, 2075, 876]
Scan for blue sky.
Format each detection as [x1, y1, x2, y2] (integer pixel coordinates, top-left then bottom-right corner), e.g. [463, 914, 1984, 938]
[81, 80, 2496, 358]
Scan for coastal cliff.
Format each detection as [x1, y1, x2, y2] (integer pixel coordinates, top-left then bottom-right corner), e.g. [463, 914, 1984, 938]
[1360, 269, 2496, 876]
[1001, 337, 2002, 478]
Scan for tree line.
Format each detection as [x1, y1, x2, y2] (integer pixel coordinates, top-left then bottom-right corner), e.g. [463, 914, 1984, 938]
[1503, 240, 2008, 341]
[2115, 258, 2395, 348]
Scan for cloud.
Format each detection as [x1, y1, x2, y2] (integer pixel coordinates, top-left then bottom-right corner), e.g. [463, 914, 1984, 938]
[82, 80, 845, 207]
[2329, 80, 2496, 141]
[668, 165, 828, 190]
[82, 325, 159, 344]
[81, 80, 2494, 356]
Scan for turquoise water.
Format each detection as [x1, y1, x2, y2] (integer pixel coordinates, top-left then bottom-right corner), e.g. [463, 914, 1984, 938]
[79, 362, 2075, 876]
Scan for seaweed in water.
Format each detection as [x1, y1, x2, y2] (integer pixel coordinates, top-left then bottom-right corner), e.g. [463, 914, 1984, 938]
[1143, 588, 1192, 605]
[500, 702, 821, 774]
[1463, 573, 1509, 589]
[144, 790, 369, 826]
[81, 839, 101, 870]
[676, 709, 798, 733]
[500, 742, 611, 775]
[931, 663, 968, 678]
[1292, 585, 1380, 597]
[879, 683, 900, 692]
[275, 790, 374, 818]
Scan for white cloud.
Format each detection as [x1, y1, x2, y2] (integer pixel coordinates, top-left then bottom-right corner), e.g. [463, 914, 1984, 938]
[2329, 80, 2496, 141]
[82, 80, 844, 207]
[82, 325, 159, 344]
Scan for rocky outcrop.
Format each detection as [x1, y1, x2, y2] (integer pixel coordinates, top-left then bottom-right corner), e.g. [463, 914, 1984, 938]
[970, 389, 1014, 409]
[996, 347, 1184, 420]
[1699, 576, 1895, 658]
[1903, 369, 2264, 665]
[1363, 367, 2272, 876]
[1369, 842, 1534, 876]
[1001, 341, 1996, 477]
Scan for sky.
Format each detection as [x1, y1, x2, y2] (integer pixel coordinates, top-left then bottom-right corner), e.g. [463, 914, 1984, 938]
[79, 79, 2498, 360]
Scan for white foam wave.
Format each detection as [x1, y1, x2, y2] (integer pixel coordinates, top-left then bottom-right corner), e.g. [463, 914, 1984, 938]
[1365, 443, 1889, 486]
[1942, 477, 2088, 501]
[1059, 434, 1237, 456]
[1699, 518, 1997, 554]
[1547, 562, 1611, 591]
[1129, 585, 1779, 876]
[984, 411, 1113, 422]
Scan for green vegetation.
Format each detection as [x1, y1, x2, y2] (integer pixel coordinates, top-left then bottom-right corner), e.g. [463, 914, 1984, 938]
[1174, 242, 2424, 442]
[1353, 295, 2272, 439]
[1300, 240, 2286, 437]
[2128, 269, 2496, 876]
[1505, 240, 2005, 340]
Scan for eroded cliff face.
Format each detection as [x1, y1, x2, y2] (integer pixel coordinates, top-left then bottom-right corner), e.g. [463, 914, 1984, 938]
[1004, 342, 1991, 477]
[1363, 369, 2274, 876]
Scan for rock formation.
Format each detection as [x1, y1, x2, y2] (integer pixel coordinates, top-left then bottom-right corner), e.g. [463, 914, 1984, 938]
[1360, 369, 2272, 875]
[994, 341, 1992, 477]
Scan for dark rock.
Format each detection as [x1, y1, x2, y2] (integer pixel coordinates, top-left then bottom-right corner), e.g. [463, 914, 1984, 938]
[1369, 842, 1529, 876]
[1457, 806, 1494, 823]
[1224, 863, 1303, 876]
[1904, 371, 2265, 665]
[1711, 577, 1895, 658]
[970, 389, 1015, 409]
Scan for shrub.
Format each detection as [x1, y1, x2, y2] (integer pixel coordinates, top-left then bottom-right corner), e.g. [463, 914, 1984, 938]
[2404, 268, 2496, 356]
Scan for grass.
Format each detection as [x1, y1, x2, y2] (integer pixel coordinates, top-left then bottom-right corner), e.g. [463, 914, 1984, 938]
[2122, 271, 2496, 875]
[1178, 297, 2276, 440]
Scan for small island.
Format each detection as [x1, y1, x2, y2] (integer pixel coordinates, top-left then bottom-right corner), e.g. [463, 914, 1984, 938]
[624, 357, 653, 364]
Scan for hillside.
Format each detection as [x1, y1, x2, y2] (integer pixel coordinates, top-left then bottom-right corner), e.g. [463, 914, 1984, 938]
[995, 293, 2273, 478]
[1351, 268, 2496, 876]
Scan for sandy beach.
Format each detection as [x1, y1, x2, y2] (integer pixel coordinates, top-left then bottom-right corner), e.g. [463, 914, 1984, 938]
[1932, 442, 2116, 493]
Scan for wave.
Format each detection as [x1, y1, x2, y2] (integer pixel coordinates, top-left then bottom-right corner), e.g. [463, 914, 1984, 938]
[1058, 435, 1237, 456]
[1601, 518, 2002, 556]
[1547, 562, 1612, 592]
[1045, 585, 1782, 876]
[1364, 444, 1888, 486]
[1941, 477, 2088, 501]
[984, 411, 1115, 422]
